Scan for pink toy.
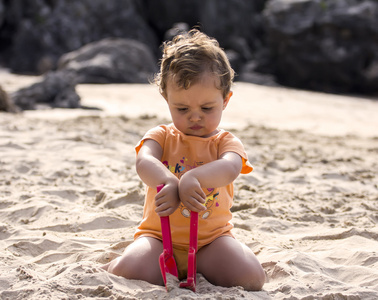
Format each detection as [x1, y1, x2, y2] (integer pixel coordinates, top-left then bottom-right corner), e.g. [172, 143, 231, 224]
[179, 210, 198, 292]
[157, 184, 179, 288]
[157, 184, 199, 292]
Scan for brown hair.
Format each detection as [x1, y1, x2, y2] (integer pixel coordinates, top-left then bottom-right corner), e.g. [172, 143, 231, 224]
[155, 29, 234, 99]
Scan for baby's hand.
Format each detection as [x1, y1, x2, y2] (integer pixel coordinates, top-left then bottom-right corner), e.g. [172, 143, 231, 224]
[155, 179, 180, 217]
[179, 173, 206, 213]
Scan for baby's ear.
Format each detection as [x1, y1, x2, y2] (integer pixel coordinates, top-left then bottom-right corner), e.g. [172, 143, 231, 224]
[223, 91, 233, 109]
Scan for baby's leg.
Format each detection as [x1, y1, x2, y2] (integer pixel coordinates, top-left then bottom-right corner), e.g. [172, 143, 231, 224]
[197, 236, 265, 291]
[103, 237, 164, 285]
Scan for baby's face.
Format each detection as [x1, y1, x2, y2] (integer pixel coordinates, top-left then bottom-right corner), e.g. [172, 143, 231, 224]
[165, 74, 232, 138]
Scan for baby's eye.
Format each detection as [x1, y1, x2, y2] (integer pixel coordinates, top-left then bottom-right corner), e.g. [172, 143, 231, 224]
[202, 107, 213, 112]
[177, 108, 188, 112]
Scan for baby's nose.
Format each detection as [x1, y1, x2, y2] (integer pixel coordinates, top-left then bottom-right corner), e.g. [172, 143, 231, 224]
[190, 112, 201, 122]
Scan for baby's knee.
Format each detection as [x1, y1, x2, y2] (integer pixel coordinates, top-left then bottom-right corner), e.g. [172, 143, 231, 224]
[244, 267, 266, 291]
[107, 255, 163, 285]
[228, 261, 266, 291]
[107, 257, 127, 277]
[207, 264, 265, 291]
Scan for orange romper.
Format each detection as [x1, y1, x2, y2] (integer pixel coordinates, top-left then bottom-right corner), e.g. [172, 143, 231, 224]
[134, 124, 253, 278]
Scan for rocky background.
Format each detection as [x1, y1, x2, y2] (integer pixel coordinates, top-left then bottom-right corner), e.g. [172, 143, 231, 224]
[1, 0, 378, 110]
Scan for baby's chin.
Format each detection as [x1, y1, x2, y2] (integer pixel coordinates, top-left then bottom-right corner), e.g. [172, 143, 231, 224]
[186, 129, 219, 138]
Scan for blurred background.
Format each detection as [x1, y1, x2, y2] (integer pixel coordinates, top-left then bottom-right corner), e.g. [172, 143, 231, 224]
[1, 0, 378, 111]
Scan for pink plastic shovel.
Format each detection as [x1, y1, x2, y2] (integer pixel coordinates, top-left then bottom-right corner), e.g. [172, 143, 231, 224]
[179, 210, 198, 292]
[157, 184, 199, 292]
[157, 184, 179, 289]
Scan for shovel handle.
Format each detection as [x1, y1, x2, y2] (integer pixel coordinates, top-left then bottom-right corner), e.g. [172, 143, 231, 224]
[157, 184, 174, 256]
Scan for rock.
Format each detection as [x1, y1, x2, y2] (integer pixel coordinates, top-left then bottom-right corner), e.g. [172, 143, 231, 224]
[11, 71, 80, 110]
[142, 0, 201, 40]
[57, 38, 158, 84]
[164, 23, 190, 41]
[239, 61, 279, 87]
[144, 0, 268, 73]
[225, 50, 244, 75]
[2, 0, 378, 95]
[0, 0, 157, 73]
[200, 0, 267, 53]
[0, 84, 18, 112]
[0, 0, 4, 28]
[199, 0, 267, 74]
[263, 0, 378, 94]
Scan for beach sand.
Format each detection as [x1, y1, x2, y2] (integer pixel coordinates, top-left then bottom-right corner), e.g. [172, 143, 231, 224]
[1, 72, 378, 299]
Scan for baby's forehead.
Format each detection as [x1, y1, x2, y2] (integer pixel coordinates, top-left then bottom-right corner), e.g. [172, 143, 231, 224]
[167, 72, 221, 89]
[165, 75, 224, 102]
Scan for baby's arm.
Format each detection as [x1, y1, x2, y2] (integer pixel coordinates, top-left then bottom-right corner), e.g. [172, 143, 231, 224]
[136, 139, 180, 216]
[179, 151, 243, 212]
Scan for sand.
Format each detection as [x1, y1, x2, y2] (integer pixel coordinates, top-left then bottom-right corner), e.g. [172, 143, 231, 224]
[1, 72, 378, 299]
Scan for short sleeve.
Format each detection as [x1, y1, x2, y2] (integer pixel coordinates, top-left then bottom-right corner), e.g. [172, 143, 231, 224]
[218, 132, 253, 174]
[135, 125, 167, 156]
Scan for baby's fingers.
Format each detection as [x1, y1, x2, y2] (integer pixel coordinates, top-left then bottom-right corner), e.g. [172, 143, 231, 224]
[155, 201, 175, 217]
[183, 196, 206, 213]
[156, 207, 174, 217]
